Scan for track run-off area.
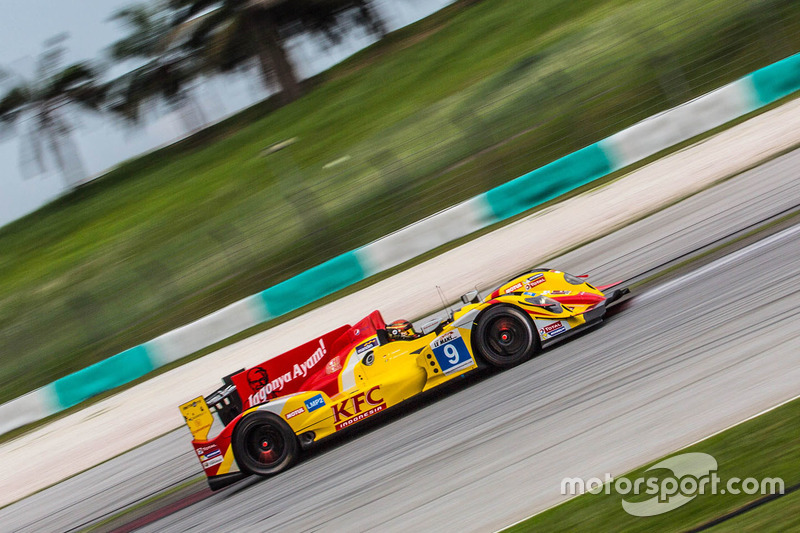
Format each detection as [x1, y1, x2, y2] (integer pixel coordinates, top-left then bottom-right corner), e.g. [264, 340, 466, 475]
[3, 140, 800, 531]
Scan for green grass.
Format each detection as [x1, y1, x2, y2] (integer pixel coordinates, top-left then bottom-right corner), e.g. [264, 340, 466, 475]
[505, 396, 800, 532]
[707, 488, 800, 532]
[2, 0, 800, 404]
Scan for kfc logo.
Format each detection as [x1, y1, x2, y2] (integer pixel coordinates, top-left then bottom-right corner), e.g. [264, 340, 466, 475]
[332, 386, 386, 430]
[247, 367, 269, 392]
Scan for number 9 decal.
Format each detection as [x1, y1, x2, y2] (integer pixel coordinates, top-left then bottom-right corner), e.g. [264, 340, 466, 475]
[444, 343, 459, 364]
[430, 330, 473, 375]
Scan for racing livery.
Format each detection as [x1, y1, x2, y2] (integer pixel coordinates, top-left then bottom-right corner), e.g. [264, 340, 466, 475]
[180, 269, 628, 490]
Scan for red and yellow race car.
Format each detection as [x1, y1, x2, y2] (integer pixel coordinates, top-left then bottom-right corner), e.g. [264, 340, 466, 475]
[180, 269, 628, 489]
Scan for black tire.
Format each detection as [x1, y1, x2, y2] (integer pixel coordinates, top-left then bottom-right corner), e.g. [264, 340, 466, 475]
[232, 411, 299, 476]
[473, 305, 538, 368]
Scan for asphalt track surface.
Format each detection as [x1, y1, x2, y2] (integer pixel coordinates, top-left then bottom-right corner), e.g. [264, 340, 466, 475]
[5, 150, 800, 532]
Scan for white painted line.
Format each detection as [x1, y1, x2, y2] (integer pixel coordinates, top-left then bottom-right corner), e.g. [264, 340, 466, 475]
[639, 222, 800, 303]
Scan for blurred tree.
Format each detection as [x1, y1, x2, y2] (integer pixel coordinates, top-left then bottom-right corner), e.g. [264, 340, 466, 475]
[170, 0, 387, 104]
[106, 2, 207, 131]
[0, 35, 105, 189]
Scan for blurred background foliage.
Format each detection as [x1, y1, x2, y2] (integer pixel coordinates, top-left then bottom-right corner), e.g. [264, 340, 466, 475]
[0, 0, 799, 403]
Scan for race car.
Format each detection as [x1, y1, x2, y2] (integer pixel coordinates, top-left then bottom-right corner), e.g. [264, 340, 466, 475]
[180, 269, 628, 490]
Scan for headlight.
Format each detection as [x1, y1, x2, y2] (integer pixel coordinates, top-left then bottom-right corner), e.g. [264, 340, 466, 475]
[523, 295, 563, 313]
[563, 272, 585, 285]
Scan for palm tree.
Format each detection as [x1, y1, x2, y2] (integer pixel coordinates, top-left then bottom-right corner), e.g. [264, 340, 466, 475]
[170, 0, 386, 104]
[0, 35, 104, 189]
[106, 2, 207, 131]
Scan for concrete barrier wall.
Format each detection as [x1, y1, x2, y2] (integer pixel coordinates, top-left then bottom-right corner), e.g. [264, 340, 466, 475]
[2, 52, 798, 435]
[0, 388, 60, 435]
[146, 296, 269, 368]
[484, 143, 613, 220]
[751, 53, 800, 105]
[600, 79, 759, 169]
[356, 196, 495, 275]
[259, 252, 366, 317]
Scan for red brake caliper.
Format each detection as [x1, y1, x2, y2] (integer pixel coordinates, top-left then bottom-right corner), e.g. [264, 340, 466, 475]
[259, 439, 276, 463]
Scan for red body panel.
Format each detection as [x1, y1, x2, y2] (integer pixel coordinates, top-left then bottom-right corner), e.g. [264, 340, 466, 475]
[551, 292, 605, 305]
[191, 420, 237, 476]
[231, 311, 387, 408]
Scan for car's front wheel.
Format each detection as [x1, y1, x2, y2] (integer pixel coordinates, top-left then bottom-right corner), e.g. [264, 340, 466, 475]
[473, 305, 538, 368]
[232, 411, 298, 476]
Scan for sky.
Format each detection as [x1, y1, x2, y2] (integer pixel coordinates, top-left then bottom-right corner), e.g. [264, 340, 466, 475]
[0, 0, 454, 227]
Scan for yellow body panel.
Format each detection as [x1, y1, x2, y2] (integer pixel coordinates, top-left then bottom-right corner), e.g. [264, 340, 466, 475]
[262, 325, 481, 442]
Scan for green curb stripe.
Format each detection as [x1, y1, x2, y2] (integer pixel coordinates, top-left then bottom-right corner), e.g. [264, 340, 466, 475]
[53, 345, 155, 409]
[484, 143, 613, 221]
[259, 251, 366, 318]
[749, 52, 800, 107]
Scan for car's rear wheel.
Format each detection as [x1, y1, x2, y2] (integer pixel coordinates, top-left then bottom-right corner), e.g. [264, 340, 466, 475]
[232, 411, 298, 476]
[474, 305, 538, 368]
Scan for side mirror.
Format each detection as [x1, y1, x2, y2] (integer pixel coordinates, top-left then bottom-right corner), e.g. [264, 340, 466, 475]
[460, 290, 480, 304]
[420, 318, 441, 335]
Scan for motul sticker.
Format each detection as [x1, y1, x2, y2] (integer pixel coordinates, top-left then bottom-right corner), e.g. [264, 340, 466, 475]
[504, 282, 523, 294]
[285, 406, 305, 419]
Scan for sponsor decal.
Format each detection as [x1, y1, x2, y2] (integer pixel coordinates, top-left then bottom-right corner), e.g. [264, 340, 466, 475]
[326, 356, 342, 374]
[356, 337, 379, 355]
[504, 282, 524, 294]
[539, 321, 567, 340]
[248, 339, 327, 407]
[332, 385, 386, 430]
[525, 274, 547, 290]
[247, 367, 270, 394]
[431, 330, 459, 349]
[202, 456, 224, 469]
[430, 329, 473, 374]
[196, 445, 219, 456]
[335, 404, 385, 431]
[200, 449, 221, 461]
[304, 394, 326, 412]
[285, 406, 305, 420]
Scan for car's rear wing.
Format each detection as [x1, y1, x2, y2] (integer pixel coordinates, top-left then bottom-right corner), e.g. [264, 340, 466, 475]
[179, 370, 243, 440]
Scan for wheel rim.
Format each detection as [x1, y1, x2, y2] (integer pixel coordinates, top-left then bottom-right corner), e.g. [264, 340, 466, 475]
[244, 425, 286, 466]
[485, 316, 527, 358]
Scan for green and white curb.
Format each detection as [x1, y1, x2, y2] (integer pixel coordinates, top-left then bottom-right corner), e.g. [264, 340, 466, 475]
[1, 53, 798, 436]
